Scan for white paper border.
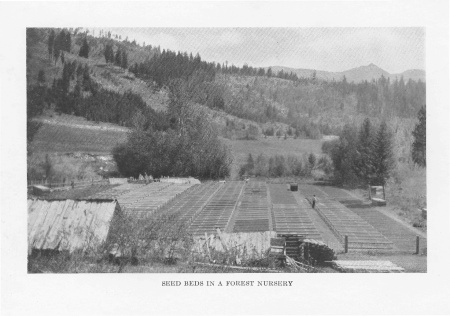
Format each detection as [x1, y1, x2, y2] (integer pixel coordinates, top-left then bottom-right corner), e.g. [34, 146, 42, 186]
[1, 1, 449, 314]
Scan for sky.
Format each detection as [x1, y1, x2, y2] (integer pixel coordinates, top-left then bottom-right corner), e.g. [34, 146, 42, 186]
[91, 28, 425, 74]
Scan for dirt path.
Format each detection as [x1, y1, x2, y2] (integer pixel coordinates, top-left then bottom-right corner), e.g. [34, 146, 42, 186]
[292, 192, 344, 252]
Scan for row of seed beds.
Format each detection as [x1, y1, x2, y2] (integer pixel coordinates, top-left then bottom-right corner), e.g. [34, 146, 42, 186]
[308, 184, 426, 253]
[267, 184, 322, 240]
[89, 182, 195, 217]
[89, 181, 329, 240]
[87, 181, 397, 251]
[298, 184, 393, 250]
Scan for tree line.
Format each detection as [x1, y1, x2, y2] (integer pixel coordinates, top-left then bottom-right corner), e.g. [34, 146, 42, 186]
[323, 106, 426, 187]
[113, 79, 232, 179]
[238, 152, 332, 178]
[104, 43, 128, 69]
[28, 61, 168, 131]
[322, 118, 396, 186]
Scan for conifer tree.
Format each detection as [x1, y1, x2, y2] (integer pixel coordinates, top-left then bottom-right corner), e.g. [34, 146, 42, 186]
[121, 50, 128, 69]
[64, 31, 71, 52]
[412, 106, 426, 167]
[48, 30, 55, 59]
[114, 48, 122, 66]
[354, 118, 376, 184]
[372, 122, 395, 186]
[79, 37, 89, 58]
[104, 43, 114, 63]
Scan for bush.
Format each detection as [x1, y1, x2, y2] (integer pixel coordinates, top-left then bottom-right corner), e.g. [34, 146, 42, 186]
[113, 109, 232, 179]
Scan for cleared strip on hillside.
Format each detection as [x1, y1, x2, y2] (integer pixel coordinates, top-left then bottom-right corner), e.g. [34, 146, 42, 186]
[31, 122, 128, 154]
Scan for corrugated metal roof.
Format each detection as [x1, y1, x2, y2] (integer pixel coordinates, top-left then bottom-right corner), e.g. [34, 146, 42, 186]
[27, 199, 120, 254]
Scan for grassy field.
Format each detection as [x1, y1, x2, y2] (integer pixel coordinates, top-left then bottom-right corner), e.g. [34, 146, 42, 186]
[222, 137, 324, 179]
[31, 114, 129, 154]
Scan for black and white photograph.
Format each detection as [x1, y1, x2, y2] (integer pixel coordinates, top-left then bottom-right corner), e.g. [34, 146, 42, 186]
[1, 1, 450, 315]
[24, 26, 428, 274]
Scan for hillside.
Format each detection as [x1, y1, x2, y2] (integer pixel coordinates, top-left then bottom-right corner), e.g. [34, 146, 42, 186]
[27, 28, 426, 153]
[270, 63, 426, 83]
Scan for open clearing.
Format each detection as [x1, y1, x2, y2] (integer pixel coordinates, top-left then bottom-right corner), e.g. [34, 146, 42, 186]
[31, 114, 324, 179]
[37, 179, 426, 272]
[221, 137, 324, 178]
[31, 114, 129, 154]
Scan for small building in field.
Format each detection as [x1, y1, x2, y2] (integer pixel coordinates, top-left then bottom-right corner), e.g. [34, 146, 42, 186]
[27, 198, 121, 255]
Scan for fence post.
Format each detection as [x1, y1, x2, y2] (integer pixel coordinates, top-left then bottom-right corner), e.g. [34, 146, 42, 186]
[416, 236, 420, 254]
[344, 235, 348, 253]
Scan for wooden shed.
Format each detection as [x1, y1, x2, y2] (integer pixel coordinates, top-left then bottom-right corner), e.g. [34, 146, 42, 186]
[27, 199, 121, 255]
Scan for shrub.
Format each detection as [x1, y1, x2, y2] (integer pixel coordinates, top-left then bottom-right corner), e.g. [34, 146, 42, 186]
[113, 109, 232, 179]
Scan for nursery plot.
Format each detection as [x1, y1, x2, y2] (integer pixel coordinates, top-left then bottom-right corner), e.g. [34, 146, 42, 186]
[297, 184, 329, 199]
[312, 197, 393, 250]
[121, 183, 194, 217]
[300, 184, 421, 252]
[188, 181, 244, 236]
[314, 185, 357, 200]
[231, 182, 272, 233]
[88, 183, 147, 199]
[268, 184, 322, 240]
[118, 182, 173, 208]
[351, 208, 427, 253]
[161, 182, 223, 223]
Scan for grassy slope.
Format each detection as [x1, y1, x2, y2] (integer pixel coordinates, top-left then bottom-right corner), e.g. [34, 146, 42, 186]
[31, 114, 129, 154]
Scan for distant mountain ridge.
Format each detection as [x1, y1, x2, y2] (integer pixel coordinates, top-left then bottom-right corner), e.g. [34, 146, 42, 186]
[269, 63, 426, 83]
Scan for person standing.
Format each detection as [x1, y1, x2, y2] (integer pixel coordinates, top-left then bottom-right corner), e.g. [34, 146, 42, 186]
[312, 195, 317, 208]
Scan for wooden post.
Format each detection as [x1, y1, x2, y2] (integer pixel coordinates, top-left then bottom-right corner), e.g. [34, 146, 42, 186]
[383, 185, 386, 201]
[368, 185, 372, 200]
[345, 235, 348, 253]
[416, 236, 420, 254]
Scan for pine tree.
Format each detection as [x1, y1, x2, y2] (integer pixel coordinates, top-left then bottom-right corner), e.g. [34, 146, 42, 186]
[372, 122, 395, 186]
[330, 124, 359, 186]
[114, 48, 122, 66]
[354, 118, 376, 184]
[48, 30, 55, 59]
[412, 106, 426, 166]
[79, 37, 89, 58]
[121, 50, 128, 69]
[53, 46, 60, 65]
[104, 43, 114, 63]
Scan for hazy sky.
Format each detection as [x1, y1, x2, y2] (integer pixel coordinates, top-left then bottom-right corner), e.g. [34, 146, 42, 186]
[92, 28, 425, 73]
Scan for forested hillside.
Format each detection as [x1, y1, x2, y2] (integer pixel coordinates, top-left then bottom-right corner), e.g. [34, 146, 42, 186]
[27, 28, 426, 142]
